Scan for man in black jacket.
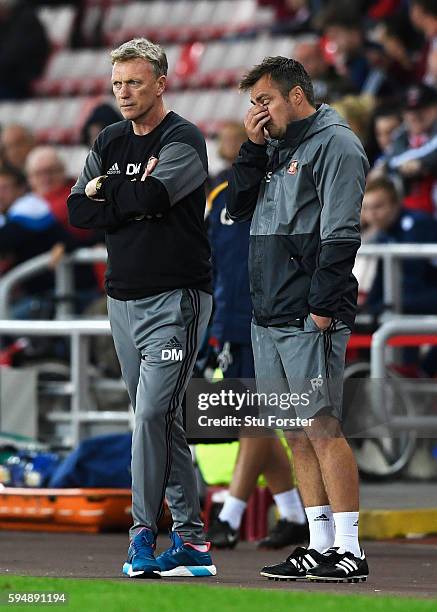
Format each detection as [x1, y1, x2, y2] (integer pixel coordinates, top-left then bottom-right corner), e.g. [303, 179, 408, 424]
[227, 56, 369, 583]
[68, 38, 215, 580]
[0, 0, 49, 100]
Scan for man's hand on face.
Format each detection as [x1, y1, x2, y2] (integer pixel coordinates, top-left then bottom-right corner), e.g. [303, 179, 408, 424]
[244, 105, 270, 145]
[310, 314, 332, 331]
[85, 176, 106, 200]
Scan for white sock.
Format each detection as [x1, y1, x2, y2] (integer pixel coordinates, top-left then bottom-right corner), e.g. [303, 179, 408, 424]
[273, 489, 306, 524]
[218, 495, 247, 530]
[333, 511, 361, 557]
[305, 504, 335, 552]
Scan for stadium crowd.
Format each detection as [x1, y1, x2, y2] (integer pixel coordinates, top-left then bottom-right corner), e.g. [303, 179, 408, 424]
[0, 0, 436, 321]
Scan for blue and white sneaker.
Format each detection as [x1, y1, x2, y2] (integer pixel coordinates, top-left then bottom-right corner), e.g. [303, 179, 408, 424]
[122, 528, 161, 579]
[156, 531, 217, 577]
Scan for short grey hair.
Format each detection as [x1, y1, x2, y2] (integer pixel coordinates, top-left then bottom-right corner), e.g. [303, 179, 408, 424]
[110, 38, 168, 77]
[25, 145, 65, 174]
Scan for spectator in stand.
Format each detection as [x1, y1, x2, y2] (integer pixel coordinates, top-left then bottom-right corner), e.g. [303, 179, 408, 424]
[410, 0, 437, 87]
[0, 160, 99, 316]
[258, 0, 311, 34]
[332, 94, 375, 154]
[212, 122, 247, 185]
[0, 0, 50, 100]
[293, 35, 356, 102]
[367, 105, 402, 177]
[0, 124, 35, 173]
[26, 146, 90, 241]
[0, 166, 80, 317]
[367, 0, 403, 21]
[0, 164, 22, 274]
[373, 106, 403, 163]
[363, 176, 437, 316]
[386, 83, 437, 216]
[375, 15, 421, 88]
[25, 145, 103, 303]
[319, 7, 397, 98]
[204, 122, 307, 550]
[0, 167, 21, 227]
[352, 104, 401, 300]
[81, 103, 122, 148]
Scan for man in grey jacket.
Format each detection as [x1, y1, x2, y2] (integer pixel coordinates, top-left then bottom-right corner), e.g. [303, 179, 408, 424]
[227, 56, 369, 583]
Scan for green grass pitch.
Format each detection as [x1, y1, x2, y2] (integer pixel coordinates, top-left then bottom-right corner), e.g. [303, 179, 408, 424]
[0, 576, 435, 611]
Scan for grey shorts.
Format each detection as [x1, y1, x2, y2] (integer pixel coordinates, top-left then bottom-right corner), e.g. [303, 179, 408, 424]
[251, 316, 351, 424]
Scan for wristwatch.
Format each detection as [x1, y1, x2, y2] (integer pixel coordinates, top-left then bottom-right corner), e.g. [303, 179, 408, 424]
[95, 175, 108, 195]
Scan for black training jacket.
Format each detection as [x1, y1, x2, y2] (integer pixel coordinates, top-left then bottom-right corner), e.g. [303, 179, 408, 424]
[68, 111, 212, 300]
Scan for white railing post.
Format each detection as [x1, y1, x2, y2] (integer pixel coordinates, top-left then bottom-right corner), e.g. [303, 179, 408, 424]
[0, 247, 107, 320]
[70, 332, 90, 447]
[0, 320, 127, 448]
[370, 316, 437, 433]
[55, 258, 74, 320]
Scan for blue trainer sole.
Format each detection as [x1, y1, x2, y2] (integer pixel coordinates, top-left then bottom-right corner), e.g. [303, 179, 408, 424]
[159, 564, 217, 577]
[122, 563, 161, 579]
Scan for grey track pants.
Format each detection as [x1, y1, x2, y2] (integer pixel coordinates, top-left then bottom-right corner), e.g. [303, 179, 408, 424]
[107, 288, 212, 542]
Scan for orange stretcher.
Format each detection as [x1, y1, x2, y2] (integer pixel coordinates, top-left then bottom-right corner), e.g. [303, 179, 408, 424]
[0, 487, 132, 533]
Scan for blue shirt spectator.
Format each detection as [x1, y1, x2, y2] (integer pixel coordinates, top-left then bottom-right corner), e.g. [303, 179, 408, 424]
[362, 176, 437, 314]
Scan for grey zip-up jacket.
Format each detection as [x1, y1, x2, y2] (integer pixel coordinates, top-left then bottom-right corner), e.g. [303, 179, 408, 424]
[227, 104, 369, 329]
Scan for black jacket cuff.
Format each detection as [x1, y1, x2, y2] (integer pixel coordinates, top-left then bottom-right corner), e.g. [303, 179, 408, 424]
[245, 139, 268, 152]
[308, 305, 335, 318]
[101, 176, 170, 217]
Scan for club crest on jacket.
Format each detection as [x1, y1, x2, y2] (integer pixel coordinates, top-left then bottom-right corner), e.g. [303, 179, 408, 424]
[287, 160, 299, 175]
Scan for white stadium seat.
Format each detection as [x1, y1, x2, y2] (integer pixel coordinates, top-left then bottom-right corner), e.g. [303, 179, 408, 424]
[37, 6, 77, 49]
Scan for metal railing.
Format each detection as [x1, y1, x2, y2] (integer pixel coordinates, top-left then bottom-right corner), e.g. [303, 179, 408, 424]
[371, 316, 437, 433]
[0, 247, 107, 320]
[1, 244, 437, 443]
[1, 243, 437, 320]
[0, 319, 130, 448]
[358, 243, 437, 313]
